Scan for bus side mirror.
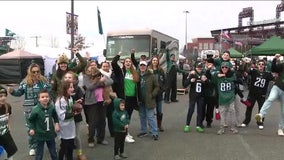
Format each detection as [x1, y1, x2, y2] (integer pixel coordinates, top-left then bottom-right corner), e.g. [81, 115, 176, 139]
[103, 49, 106, 57]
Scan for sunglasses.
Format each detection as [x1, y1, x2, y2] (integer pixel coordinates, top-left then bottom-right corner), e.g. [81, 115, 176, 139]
[221, 66, 228, 69]
[32, 70, 39, 74]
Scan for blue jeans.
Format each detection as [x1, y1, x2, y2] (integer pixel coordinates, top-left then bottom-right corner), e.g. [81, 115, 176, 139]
[156, 100, 163, 114]
[186, 97, 204, 126]
[139, 104, 158, 136]
[260, 85, 284, 129]
[36, 139, 57, 160]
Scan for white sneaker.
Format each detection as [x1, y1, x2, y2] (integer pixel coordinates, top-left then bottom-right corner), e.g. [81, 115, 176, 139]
[277, 129, 284, 136]
[241, 123, 247, 127]
[258, 125, 264, 130]
[29, 149, 36, 156]
[125, 135, 135, 143]
[127, 133, 133, 139]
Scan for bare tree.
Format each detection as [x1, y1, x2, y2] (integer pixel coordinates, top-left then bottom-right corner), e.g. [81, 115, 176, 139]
[50, 36, 59, 48]
[67, 34, 85, 50]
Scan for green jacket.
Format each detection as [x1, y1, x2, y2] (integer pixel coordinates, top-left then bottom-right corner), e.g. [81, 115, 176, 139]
[28, 103, 59, 141]
[166, 50, 184, 74]
[112, 98, 130, 132]
[51, 52, 87, 98]
[137, 70, 159, 109]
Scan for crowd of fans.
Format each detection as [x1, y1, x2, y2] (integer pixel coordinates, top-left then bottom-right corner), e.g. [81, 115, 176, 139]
[0, 48, 284, 160]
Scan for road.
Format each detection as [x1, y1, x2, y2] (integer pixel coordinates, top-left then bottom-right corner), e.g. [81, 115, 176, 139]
[2, 83, 284, 160]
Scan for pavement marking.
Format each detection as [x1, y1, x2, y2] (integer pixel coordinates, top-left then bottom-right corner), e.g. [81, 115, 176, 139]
[238, 135, 260, 160]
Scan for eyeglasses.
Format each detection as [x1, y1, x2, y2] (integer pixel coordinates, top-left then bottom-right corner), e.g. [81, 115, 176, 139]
[32, 70, 39, 74]
[221, 66, 228, 69]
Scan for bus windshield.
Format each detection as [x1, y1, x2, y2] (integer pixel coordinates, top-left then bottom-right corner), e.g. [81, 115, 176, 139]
[106, 35, 150, 60]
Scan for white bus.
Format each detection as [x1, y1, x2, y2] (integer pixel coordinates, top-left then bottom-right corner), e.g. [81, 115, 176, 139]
[104, 28, 179, 71]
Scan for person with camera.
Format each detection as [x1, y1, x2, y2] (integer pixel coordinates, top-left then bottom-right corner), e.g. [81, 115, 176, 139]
[83, 64, 113, 147]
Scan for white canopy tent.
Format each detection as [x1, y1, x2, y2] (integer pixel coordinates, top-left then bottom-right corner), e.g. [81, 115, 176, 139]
[25, 47, 71, 78]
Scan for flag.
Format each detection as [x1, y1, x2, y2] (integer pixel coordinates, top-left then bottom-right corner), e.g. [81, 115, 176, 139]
[66, 12, 79, 35]
[5, 28, 16, 37]
[97, 7, 103, 35]
[221, 30, 231, 39]
[235, 41, 243, 46]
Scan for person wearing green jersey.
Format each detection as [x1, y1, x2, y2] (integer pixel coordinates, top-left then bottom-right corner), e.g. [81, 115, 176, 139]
[213, 62, 238, 135]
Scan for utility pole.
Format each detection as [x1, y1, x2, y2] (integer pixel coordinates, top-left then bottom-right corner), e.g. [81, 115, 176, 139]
[71, 0, 75, 59]
[31, 36, 41, 47]
[183, 11, 189, 50]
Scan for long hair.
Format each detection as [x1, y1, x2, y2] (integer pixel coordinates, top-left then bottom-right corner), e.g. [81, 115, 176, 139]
[148, 56, 164, 73]
[25, 63, 47, 86]
[55, 66, 68, 80]
[58, 80, 73, 100]
[123, 57, 139, 83]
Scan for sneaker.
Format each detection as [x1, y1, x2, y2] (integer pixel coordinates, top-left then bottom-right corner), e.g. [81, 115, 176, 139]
[97, 140, 109, 145]
[153, 135, 159, 141]
[114, 155, 122, 160]
[171, 99, 179, 102]
[127, 133, 133, 139]
[258, 125, 264, 130]
[277, 129, 284, 136]
[137, 132, 148, 138]
[196, 126, 204, 133]
[240, 99, 252, 107]
[217, 128, 225, 135]
[120, 153, 128, 158]
[125, 136, 135, 143]
[230, 128, 239, 134]
[241, 123, 247, 127]
[255, 114, 263, 123]
[88, 142, 95, 148]
[183, 125, 190, 133]
[29, 149, 36, 156]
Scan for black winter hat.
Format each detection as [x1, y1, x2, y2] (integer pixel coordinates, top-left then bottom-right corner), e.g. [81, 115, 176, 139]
[206, 58, 214, 64]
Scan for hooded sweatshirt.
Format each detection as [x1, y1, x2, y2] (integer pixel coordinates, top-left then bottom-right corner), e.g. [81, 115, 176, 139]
[112, 98, 129, 132]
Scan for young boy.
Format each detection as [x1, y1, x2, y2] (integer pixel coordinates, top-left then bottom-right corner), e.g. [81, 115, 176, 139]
[28, 89, 60, 160]
[213, 62, 238, 135]
[112, 98, 129, 160]
[0, 85, 17, 160]
[183, 62, 207, 133]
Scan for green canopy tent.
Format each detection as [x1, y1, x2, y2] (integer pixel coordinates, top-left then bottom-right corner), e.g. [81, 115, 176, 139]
[229, 47, 243, 58]
[251, 36, 284, 56]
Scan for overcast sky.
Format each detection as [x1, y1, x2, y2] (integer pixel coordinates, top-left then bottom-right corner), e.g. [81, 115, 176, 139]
[0, 1, 282, 53]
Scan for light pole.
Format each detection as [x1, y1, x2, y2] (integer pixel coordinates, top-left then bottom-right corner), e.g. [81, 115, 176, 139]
[183, 10, 189, 50]
[71, 0, 75, 59]
[31, 36, 41, 47]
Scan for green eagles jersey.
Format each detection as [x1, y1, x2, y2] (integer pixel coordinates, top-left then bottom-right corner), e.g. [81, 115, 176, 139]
[214, 72, 236, 105]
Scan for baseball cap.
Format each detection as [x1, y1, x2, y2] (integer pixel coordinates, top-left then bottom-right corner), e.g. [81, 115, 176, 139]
[139, 61, 147, 66]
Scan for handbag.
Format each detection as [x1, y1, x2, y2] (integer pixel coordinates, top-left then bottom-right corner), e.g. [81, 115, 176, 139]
[215, 108, 220, 120]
